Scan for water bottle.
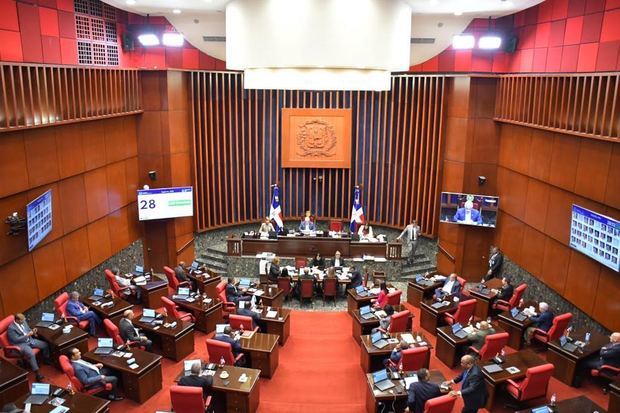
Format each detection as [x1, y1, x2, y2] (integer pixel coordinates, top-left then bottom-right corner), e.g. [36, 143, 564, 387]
[486, 316, 492, 325]
[585, 332, 591, 343]
[519, 298, 524, 309]
[67, 382, 75, 395]
[219, 356, 225, 368]
[550, 393, 556, 407]
[240, 323, 245, 333]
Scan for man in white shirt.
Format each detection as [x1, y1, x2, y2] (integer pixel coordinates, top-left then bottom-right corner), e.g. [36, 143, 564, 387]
[434, 273, 461, 299]
[397, 221, 421, 265]
[69, 347, 123, 401]
[112, 268, 141, 300]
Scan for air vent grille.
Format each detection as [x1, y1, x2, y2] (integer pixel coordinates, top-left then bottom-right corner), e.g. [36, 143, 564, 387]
[410, 38, 435, 44]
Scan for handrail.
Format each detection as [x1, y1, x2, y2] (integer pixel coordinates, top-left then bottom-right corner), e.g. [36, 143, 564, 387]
[437, 243, 455, 263]
[176, 237, 194, 255]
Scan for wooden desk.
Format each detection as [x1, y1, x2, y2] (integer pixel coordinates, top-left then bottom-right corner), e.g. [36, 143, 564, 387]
[350, 241, 387, 258]
[254, 308, 291, 345]
[360, 332, 432, 373]
[15, 384, 110, 412]
[132, 316, 195, 361]
[419, 298, 459, 334]
[407, 279, 442, 308]
[240, 235, 387, 258]
[515, 395, 606, 412]
[497, 310, 533, 350]
[83, 296, 133, 325]
[435, 324, 506, 368]
[467, 278, 501, 320]
[365, 370, 446, 413]
[188, 271, 221, 297]
[347, 288, 378, 315]
[0, 361, 29, 407]
[36, 325, 89, 371]
[176, 364, 260, 413]
[139, 279, 169, 309]
[171, 296, 224, 333]
[546, 329, 609, 386]
[83, 348, 162, 403]
[351, 306, 412, 344]
[480, 349, 547, 410]
[609, 380, 619, 413]
[240, 332, 279, 378]
[255, 285, 284, 309]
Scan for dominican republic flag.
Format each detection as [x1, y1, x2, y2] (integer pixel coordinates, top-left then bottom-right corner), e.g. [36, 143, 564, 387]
[350, 186, 365, 232]
[269, 185, 284, 231]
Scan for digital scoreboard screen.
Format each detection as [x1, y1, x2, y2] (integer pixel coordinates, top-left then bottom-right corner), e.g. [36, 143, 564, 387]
[137, 186, 193, 221]
[27, 189, 53, 251]
[570, 204, 619, 272]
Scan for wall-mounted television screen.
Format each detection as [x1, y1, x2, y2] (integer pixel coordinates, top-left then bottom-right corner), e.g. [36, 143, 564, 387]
[27, 189, 53, 251]
[570, 205, 619, 272]
[137, 186, 193, 221]
[439, 192, 499, 228]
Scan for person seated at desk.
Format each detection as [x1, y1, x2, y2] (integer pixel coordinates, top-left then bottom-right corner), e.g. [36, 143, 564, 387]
[453, 200, 483, 225]
[524, 302, 554, 345]
[68, 347, 123, 401]
[1, 403, 23, 413]
[357, 223, 374, 240]
[299, 210, 316, 232]
[385, 340, 410, 370]
[349, 267, 363, 289]
[237, 297, 264, 331]
[226, 277, 251, 305]
[309, 252, 325, 270]
[67, 291, 102, 336]
[295, 267, 316, 295]
[331, 250, 346, 268]
[372, 282, 389, 309]
[373, 304, 395, 334]
[179, 361, 213, 399]
[214, 326, 243, 360]
[585, 332, 620, 371]
[7, 313, 50, 381]
[111, 268, 141, 301]
[490, 276, 513, 303]
[405, 368, 442, 413]
[174, 261, 190, 284]
[434, 273, 461, 300]
[467, 321, 496, 351]
[445, 355, 487, 413]
[268, 257, 281, 283]
[259, 216, 274, 236]
[119, 310, 153, 351]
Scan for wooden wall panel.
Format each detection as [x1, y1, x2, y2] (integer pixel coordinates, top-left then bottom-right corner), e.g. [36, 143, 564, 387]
[0, 192, 29, 263]
[527, 129, 553, 181]
[82, 121, 107, 170]
[540, 237, 570, 293]
[593, 266, 620, 332]
[58, 175, 87, 233]
[606, 144, 620, 209]
[108, 207, 130, 254]
[105, 161, 128, 212]
[23, 127, 59, 187]
[84, 168, 110, 221]
[574, 138, 612, 203]
[56, 124, 85, 179]
[524, 178, 550, 232]
[86, 217, 111, 267]
[0, 255, 38, 316]
[32, 238, 67, 299]
[0, 132, 29, 197]
[190, 72, 446, 235]
[563, 250, 601, 314]
[61, 227, 91, 283]
[519, 226, 546, 276]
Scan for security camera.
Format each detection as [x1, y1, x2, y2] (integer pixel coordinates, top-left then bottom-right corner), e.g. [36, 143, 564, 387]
[478, 176, 487, 186]
[5, 212, 26, 236]
[148, 170, 157, 181]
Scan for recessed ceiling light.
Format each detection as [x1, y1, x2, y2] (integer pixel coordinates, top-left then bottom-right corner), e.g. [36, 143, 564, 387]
[126, 0, 136, 4]
[452, 34, 475, 49]
[172, 9, 181, 14]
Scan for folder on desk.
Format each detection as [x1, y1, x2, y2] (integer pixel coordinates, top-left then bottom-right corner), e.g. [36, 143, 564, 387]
[266, 310, 278, 318]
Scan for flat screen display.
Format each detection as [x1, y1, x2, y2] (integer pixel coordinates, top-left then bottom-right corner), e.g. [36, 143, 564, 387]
[439, 192, 499, 228]
[570, 205, 619, 272]
[26, 189, 53, 251]
[137, 186, 193, 221]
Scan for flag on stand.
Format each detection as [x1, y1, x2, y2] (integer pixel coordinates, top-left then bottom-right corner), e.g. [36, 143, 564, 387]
[269, 185, 284, 231]
[350, 186, 365, 232]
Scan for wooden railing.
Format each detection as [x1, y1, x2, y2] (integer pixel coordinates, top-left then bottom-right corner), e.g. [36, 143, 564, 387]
[437, 243, 455, 263]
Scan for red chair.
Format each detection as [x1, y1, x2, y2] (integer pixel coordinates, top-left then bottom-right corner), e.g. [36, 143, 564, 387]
[229, 314, 258, 333]
[161, 296, 195, 322]
[217, 287, 237, 319]
[216, 280, 227, 293]
[443, 299, 477, 326]
[277, 277, 292, 300]
[299, 279, 314, 306]
[329, 220, 343, 232]
[170, 385, 212, 413]
[103, 269, 134, 301]
[457, 276, 469, 297]
[322, 277, 338, 305]
[295, 257, 308, 269]
[423, 394, 457, 413]
[591, 364, 620, 390]
[163, 265, 191, 294]
[532, 313, 572, 345]
[103, 319, 144, 350]
[493, 283, 527, 312]
[0, 315, 41, 368]
[506, 364, 554, 404]
[386, 290, 402, 306]
[206, 338, 243, 365]
[59, 355, 112, 396]
[469, 332, 509, 361]
[389, 346, 429, 371]
[54, 292, 90, 331]
[388, 310, 410, 333]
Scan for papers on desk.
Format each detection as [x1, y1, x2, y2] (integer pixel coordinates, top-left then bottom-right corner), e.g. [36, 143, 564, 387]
[401, 333, 415, 344]
[253, 289, 264, 296]
[266, 310, 278, 318]
[47, 324, 61, 331]
[337, 273, 350, 280]
[129, 363, 139, 370]
[404, 375, 419, 389]
[238, 373, 249, 383]
[374, 310, 387, 318]
[369, 287, 381, 295]
[123, 352, 133, 358]
[374, 257, 387, 262]
[505, 366, 521, 374]
[49, 406, 70, 413]
[49, 397, 65, 407]
[433, 275, 447, 282]
[240, 330, 255, 339]
[463, 326, 475, 334]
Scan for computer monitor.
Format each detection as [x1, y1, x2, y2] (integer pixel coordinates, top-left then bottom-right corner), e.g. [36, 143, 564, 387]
[31, 382, 50, 395]
[178, 287, 190, 296]
[239, 278, 251, 287]
[559, 336, 568, 347]
[135, 265, 144, 274]
[41, 312, 54, 322]
[143, 309, 155, 318]
[93, 288, 104, 297]
[510, 308, 519, 317]
[97, 338, 113, 348]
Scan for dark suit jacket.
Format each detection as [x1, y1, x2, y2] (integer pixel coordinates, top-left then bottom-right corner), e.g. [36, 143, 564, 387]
[331, 257, 346, 268]
[179, 373, 213, 398]
[309, 257, 325, 269]
[600, 343, 620, 367]
[454, 364, 487, 409]
[268, 264, 281, 283]
[489, 253, 503, 277]
[71, 361, 103, 387]
[496, 283, 514, 301]
[237, 307, 261, 327]
[530, 310, 554, 332]
[407, 381, 441, 413]
[350, 271, 363, 289]
[438, 279, 461, 296]
[119, 318, 140, 342]
[215, 333, 242, 356]
[174, 265, 189, 283]
[226, 283, 243, 303]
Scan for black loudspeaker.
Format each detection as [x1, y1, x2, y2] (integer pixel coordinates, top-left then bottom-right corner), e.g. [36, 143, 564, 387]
[148, 170, 157, 181]
[503, 35, 518, 53]
[122, 32, 135, 52]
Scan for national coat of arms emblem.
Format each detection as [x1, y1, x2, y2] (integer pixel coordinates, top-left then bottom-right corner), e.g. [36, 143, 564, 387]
[296, 119, 337, 157]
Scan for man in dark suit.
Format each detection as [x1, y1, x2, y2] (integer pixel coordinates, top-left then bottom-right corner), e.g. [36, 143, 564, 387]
[179, 361, 213, 399]
[309, 253, 326, 269]
[225, 277, 251, 305]
[174, 261, 189, 283]
[236, 298, 264, 331]
[7, 313, 50, 381]
[349, 267, 363, 289]
[405, 368, 442, 413]
[66, 291, 101, 336]
[331, 250, 346, 268]
[587, 332, 620, 370]
[524, 302, 554, 345]
[68, 347, 123, 401]
[491, 277, 514, 303]
[483, 246, 503, 281]
[446, 355, 487, 413]
[214, 326, 242, 357]
[434, 273, 462, 299]
[119, 310, 152, 351]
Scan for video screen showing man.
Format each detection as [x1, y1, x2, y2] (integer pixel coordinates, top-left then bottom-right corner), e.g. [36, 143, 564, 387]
[440, 193, 498, 228]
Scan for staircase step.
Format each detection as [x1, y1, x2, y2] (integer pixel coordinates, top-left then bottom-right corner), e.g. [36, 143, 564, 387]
[206, 246, 227, 256]
[201, 252, 227, 264]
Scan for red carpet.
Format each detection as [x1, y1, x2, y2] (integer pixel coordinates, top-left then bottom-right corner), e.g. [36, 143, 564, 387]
[33, 306, 610, 412]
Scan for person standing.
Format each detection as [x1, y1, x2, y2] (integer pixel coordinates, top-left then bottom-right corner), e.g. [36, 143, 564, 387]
[446, 355, 488, 413]
[397, 221, 421, 265]
[483, 246, 503, 282]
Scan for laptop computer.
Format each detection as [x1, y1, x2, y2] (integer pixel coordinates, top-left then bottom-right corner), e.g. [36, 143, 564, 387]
[372, 369, 395, 391]
[451, 322, 469, 339]
[25, 382, 50, 405]
[238, 278, 251, 288]
[509, 307, 527, 321]
[215, 324, 230, 334]
[356, 285, 368, 297]
[359, 305, 375, 320]
[139, 308, 156, 324]
[190, 261, 200, 270]
[88, 288, 105, 301]
[174, 287, 191, 300]
[559, 335, 578, 352]
[371, 331, 389, 349]
[133, 265, 144, 276]
[35, 312, 56, 328]
[93, 338, 114, 355]
[183, 359, 202, 375]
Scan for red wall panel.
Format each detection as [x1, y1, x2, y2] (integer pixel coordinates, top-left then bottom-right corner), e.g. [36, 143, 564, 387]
[17, 2, 43, 62]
